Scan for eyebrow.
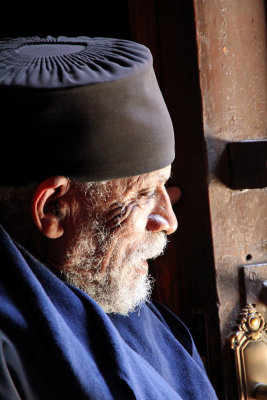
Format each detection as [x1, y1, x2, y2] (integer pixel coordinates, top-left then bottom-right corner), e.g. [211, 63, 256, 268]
[123, 167, 171, 192]
[158, 175, 170, 184]
[157, 170, 171, 184]
[141, 173, 171, 190]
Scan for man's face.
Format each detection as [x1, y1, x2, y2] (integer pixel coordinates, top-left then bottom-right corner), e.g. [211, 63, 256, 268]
[62, 165, 178, 315]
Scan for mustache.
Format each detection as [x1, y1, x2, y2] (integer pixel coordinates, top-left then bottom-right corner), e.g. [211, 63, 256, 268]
[129, 232, 168, 262]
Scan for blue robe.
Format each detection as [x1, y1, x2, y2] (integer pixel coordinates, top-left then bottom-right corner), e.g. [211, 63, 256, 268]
[0, 225, 218, 399]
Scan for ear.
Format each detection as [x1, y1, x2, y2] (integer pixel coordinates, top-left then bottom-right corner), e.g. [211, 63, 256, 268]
[31, 176, 70, 239]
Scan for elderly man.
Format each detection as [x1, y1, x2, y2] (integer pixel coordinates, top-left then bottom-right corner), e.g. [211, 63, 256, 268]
[0, 36, 218, 399]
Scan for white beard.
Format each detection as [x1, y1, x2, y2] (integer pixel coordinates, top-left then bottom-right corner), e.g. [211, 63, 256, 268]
[63, 220, 167, 315]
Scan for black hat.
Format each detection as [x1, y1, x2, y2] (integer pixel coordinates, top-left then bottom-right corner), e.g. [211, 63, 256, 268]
[0, 36, 174, 185]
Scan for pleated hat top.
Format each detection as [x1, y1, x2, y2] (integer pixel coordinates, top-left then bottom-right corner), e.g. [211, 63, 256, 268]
[0, 36, 175, 185]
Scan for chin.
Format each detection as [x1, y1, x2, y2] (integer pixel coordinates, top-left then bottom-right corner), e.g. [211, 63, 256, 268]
[64, 266, 155, 316]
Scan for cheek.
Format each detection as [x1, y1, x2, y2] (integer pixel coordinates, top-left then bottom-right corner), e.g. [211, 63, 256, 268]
[117, 208, 148, 237]
[105, 215, 146, 262]
[131, 212, 147, 232]
[116, 215, 149, 259]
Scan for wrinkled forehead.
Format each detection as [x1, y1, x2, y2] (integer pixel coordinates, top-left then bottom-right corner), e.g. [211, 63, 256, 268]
[108, 165, 172, 195]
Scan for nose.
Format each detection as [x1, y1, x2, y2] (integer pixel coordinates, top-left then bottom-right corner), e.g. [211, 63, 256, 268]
[146, 187, 179, 235]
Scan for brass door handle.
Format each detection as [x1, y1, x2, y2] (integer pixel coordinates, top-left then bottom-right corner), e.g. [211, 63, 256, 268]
[230, 304, 267, 400]
[252, 384, 267, 399]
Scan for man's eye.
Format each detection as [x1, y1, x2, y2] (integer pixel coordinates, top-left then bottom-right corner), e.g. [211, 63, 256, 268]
[139, 191, 155, 199]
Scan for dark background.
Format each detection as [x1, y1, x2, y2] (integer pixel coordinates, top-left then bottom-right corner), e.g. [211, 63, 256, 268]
[0, 1, 130, 39]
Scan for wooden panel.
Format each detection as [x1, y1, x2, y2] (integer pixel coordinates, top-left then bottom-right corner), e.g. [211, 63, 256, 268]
[194, 0, 267, 398]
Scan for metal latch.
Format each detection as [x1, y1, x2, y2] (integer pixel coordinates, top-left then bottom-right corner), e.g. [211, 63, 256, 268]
[241, 263, 267, 313]
[230, 263, 267, 399]
[230, 304, 267, 400]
